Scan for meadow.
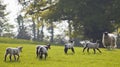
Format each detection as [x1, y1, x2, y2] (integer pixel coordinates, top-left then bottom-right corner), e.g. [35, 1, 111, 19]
[0, 37, 120, 67]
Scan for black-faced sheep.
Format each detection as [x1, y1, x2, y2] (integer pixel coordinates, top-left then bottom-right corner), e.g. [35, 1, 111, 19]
[82, 40, 101, 54]
[36, 44, 50, 57]
[102, 32, 117, 50]
[64, 40, 75, 54]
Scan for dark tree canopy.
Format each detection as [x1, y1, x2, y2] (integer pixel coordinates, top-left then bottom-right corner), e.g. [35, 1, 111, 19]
[46, 0, 120, 41]
[17, 0, 120, 42]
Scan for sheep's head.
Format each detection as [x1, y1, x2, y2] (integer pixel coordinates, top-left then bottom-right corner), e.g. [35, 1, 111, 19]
[18, 46, 23, 52]
[45, 44, 51, 50]
[69, 40, 74, 43]
[47, 44, 51, 49]
[104, 32, 108, 36]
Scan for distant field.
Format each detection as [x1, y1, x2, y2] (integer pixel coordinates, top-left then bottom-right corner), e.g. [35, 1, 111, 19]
[0, 37, 120, 67]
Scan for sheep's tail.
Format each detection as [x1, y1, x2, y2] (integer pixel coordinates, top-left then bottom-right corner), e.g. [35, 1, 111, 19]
[6, 48, 10, 53]
[112, 36, 117, 48]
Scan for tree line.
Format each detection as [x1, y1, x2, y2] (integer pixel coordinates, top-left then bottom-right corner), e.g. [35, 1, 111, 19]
[0, 0, 120, 44]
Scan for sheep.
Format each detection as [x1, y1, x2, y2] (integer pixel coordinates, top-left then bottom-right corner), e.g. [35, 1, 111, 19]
[36, 44, 50, 57]
[64, 40, 75, 54]
[102, 32, 117, 50]
[38, 46, 48, 59]
[82, 40, 101, 54]
[4, 46, 23, 61]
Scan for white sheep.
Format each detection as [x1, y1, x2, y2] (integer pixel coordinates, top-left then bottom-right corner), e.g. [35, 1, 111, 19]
[38, 46, 48, 59]
[64, 40, 75, 54]
[4, 46, 23, 61]
[102, 32, 117, 50]
[82, 40, 101, 54]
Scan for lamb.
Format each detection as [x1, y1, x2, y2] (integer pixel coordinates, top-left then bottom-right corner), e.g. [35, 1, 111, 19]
[38, 46, 48, 59]
[64, 40, 75, 54]
[4, 46, 23, 61]
[36, 44, 50, 57]
[82, 40, 101, 54]
[102, 32, 117, 50]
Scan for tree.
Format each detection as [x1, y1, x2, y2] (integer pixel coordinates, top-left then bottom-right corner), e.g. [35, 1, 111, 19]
[18, 0, 58, 42]
[18, 0, 120, 43]
[109, 0, 120, 33]
[0, 0, 13, 37]
[46, 0, 117, 41]
[18, 0, 47, 41]
[16, 15, 31, 40]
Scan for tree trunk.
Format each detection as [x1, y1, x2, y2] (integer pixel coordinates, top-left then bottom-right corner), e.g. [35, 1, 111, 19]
[50, 22, 54, 42]
[68, 20, 72, 40]
[32, 18, 36, 40]
[36, 18, 40, 41]
[41, 24, 44, 41]
[37, 28, 40, 41]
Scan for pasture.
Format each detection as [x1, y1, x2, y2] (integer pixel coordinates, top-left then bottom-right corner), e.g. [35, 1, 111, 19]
[0, 38, 120, 67]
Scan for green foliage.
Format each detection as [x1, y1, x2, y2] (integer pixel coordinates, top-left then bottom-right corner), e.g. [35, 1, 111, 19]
[16, 15, 31, 40]
[48, 0, 120, 40]
[0, 1, 13, 36]
[18, 0, 120, 41]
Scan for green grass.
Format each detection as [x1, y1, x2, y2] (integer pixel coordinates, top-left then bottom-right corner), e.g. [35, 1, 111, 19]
[0, 38, 120, 67]
[0, 37, 45, 44]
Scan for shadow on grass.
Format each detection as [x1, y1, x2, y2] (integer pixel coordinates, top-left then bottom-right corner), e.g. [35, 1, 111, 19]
[82, 52, 102, 55]
[35, 57, 48, 61]
[65, 53, 75, 55]
[4, 60, 21, 63]
[104, 49, 117, 51]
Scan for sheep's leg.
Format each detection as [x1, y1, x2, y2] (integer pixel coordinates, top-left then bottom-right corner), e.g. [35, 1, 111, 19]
[36, 49, 38, 57]
[45, 53, 48, 60]
[17, 54, 19, 61]
[83, 47, 87, 52]
[64, 48, 68, 54]
[40, 53, 43, 59]
[93, 49, 96, 54]
[9, 54, 12, 61]
[96, 48, 102, 53]
[87, 48, 89, 53]
[14, 55, 16, 61]
[4, 53, 8, 61]
[71, 47, 75, 53]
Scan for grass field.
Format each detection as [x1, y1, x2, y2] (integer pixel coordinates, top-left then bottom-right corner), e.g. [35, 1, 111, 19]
[0, 38, 120, 67]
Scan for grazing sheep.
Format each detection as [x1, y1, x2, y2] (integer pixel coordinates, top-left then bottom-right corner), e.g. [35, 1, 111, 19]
[36, 44, 50, 57]
[38, 46, 48, 59]
[102, 32, 117, 50]
[82, 40, 101, 54]
[4, 46, 23, 61]
[64, 40, 75, 54]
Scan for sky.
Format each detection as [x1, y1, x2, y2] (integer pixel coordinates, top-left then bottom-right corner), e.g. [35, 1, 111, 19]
[3, 0, 22, 25]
